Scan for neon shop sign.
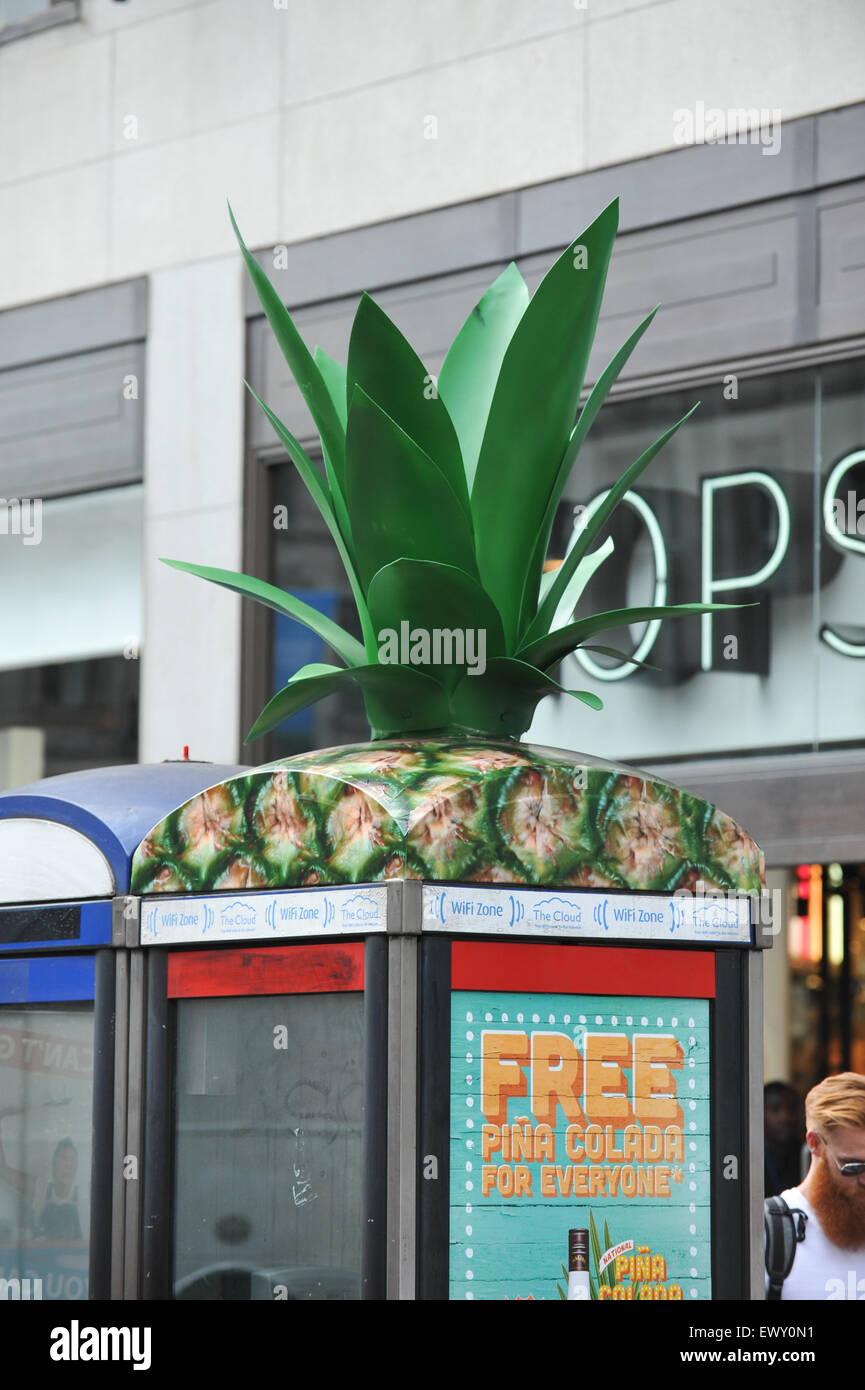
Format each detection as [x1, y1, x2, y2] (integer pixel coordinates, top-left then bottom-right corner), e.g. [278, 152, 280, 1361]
[563, 448, 865, 681]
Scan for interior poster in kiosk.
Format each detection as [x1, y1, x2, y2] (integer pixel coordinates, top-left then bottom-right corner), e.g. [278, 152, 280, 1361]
[450, 991, 710, 1301]
[0, 1007, 92, 1299]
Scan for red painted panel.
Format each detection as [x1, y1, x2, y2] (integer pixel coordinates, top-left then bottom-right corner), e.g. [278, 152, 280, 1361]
[167, 941, 365, 998]
[451, 941, 715, 998]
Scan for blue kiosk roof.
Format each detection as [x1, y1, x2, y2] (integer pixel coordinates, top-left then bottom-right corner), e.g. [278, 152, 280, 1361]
[0, 762, 247, 895]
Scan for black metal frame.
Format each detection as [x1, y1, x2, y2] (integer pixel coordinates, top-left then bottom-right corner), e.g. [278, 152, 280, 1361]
[416, 936, 451, 1300]
[362, 934, 388, 1299]
[88, 949, 116, 1300]
[140, 949, 172, 1299]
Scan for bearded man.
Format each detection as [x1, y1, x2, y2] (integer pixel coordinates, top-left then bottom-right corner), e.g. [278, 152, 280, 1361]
[769, 1071, 865, 1299]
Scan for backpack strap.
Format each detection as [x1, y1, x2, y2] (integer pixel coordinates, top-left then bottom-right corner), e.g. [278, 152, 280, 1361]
[764, 1196, 808, 1300]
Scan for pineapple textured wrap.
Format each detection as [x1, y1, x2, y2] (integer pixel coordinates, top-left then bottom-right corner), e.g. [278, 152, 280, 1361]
[162, 199, 742, 743]
[131, 738, 765, 895]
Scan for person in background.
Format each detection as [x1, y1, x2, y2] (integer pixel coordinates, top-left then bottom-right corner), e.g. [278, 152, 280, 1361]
[0, 1115, 82, 1241]
[769, 1071, 865, 1299]
[764, 1080, 804, 1197]
[37, 1139, 82, 1241]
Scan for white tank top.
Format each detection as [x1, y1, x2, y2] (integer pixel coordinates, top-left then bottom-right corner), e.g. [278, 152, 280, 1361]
[768, 1186, 865, 1300]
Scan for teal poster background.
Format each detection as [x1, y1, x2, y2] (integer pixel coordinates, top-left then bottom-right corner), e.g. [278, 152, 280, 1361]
[449, 991, 711, 1301]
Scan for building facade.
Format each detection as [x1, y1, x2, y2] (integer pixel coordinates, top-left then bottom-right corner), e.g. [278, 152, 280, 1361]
[2, 0, 865, 1093]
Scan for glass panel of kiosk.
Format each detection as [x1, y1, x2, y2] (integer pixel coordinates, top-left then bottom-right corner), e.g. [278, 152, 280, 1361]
[169, 944, 366, 1301]
[0, 959, 95, 1302]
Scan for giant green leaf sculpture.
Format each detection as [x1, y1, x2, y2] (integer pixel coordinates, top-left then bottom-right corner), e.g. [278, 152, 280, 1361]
[164, 199, 736, 741]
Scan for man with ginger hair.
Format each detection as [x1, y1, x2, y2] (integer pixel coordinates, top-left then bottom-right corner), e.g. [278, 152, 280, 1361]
[767, 1071, 865, 1299]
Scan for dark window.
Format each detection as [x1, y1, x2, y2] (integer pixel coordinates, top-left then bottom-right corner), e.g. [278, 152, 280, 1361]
[251, 457, 367, 763]
[0, 655, 138, 777]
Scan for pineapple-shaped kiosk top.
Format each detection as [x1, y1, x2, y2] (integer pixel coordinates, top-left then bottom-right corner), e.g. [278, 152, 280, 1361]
[136, 199, 763, 898]
[131, 737, 763, 895]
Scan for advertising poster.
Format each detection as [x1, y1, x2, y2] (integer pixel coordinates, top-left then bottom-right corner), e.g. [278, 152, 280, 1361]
[450, 991, 710, 1301]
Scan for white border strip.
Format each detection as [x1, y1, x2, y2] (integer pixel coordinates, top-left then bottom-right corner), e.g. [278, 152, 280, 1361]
[140, 885, 388, 945]
[422, 885, 752, 944]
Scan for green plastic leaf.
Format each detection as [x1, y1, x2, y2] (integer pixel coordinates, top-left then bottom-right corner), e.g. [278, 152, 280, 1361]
[228, 202, 346, 490]
[282, 662, 344, 681]
[450, 657, 602, 739]
[438, 261, 529, 493]
[347, 293, 470, 518]
[308, 348, 352, 543]
[345, 386, 479, 593]
[313, 347, 348, 431]
[577, 644, 659, 671]
[545, 537, 615, 635]
[367, 559, 505, 693]
[527, 405, 699, 646]
[161, 558, 365, 669]
[471, 199, 619, 646]
[518, 307, 660, 635]
[246, 662, 449, 741]
[244, 383, 376, 659]
[520, 601, 742, 672]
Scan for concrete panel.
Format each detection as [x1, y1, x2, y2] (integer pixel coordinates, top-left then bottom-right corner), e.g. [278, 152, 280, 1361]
[279, 30, 586, 244]
[0, 727, 44, 793]
[281, 0, 588, 105]
[587, 0, 865, 171]
[0, 160, 110, 308]
[141, 257, 244, 764]
[141, 504, 242, 764]
[144, 258, 244, 518]
[111, 115, 280, 279]
[111, 0, 281, 152]
[0, 30, 111, 184]
[83, 0, 201, 32]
